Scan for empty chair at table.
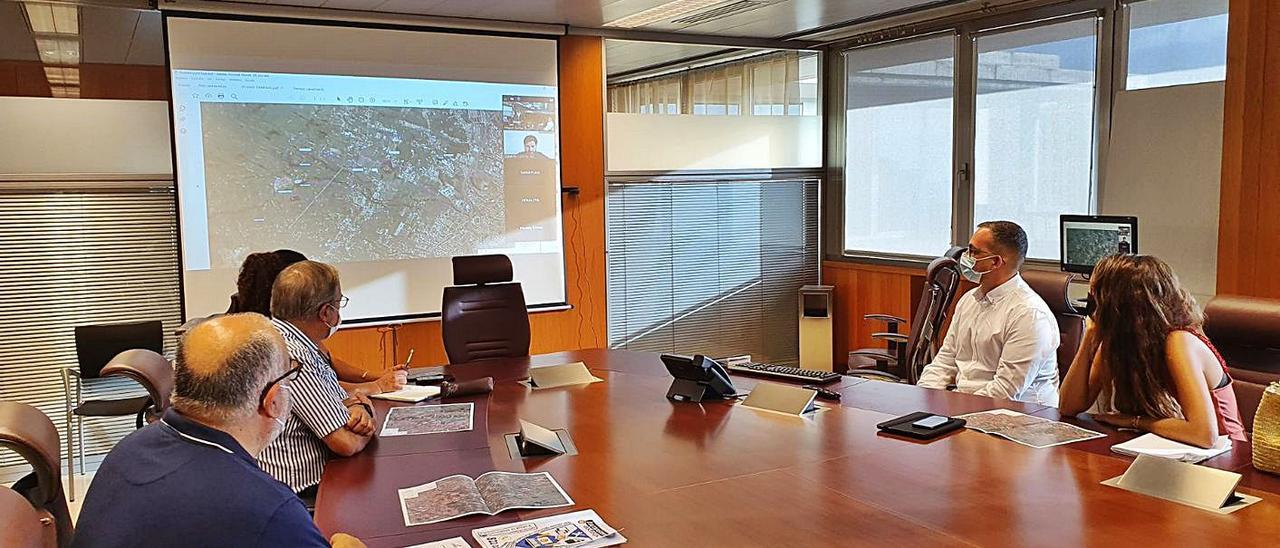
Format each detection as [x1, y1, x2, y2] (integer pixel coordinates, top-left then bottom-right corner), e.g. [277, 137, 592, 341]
[441, 254, 531, 364]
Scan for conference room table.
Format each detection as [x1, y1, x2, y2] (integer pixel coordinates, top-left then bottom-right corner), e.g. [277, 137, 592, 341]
[315, 349, 1280, 547]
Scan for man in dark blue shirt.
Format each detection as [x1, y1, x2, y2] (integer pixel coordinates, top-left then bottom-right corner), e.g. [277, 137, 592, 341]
[71, 313, 364, 548]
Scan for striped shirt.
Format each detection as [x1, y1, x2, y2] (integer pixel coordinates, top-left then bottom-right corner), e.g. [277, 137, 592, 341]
[258, 318, 351, 493]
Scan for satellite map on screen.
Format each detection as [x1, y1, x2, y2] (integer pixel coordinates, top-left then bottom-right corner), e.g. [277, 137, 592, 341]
[200, 103, 504, 268]
[1064, 225, 1131, 267]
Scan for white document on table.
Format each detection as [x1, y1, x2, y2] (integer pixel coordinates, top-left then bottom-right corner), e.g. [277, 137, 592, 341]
[1111, 433, 1232, 463]
[471, 509, 626, 548]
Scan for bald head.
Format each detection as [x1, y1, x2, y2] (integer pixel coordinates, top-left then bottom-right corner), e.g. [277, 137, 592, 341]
[172, 314, 288, 422]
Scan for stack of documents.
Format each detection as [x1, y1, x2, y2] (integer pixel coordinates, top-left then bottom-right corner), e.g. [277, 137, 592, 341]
[471, 510, 625, 548]
[1111, 433, 1232, 463]
[407, 510, 625, 548]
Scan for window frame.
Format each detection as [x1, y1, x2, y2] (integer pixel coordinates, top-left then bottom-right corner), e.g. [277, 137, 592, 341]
[828, 0, 1118, 266]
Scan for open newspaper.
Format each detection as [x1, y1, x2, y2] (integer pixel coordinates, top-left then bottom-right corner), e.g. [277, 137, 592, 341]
[399, 471, 573, 526]
[956, 409, 1105, 449]
[472, 510, 625, 548]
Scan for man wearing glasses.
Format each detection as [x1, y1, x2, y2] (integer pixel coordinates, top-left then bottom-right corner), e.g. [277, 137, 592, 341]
[259, 260, 376, 499]
[917, 221, 1061, 406]
[73, 313, 366, 547]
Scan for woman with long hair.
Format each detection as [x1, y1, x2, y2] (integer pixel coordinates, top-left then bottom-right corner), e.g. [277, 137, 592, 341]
[1059, 254, 1247, 447]
[227, 249, 308, 315]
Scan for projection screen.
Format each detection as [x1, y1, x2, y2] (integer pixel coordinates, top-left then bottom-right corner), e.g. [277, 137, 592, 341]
[165, 16, 566, 324]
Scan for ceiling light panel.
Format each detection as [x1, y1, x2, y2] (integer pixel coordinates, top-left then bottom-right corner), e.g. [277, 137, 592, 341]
[34, 36, 81, 66]
[22, 2, 79, 35]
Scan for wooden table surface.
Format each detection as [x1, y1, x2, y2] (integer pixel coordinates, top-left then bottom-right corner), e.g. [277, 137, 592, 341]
[315, 349, 1280, 547]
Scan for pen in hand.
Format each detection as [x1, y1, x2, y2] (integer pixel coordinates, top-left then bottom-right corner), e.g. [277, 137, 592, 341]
[393, 349, 414, 386]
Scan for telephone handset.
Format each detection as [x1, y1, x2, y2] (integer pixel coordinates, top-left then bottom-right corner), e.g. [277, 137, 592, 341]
[661, 354, 738, 402]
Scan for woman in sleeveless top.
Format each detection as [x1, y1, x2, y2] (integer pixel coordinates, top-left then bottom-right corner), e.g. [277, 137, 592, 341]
[1059, 255, 1247, 447]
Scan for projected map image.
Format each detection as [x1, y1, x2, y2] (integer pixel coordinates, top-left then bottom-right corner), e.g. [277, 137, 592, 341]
[1064, 227, 1128, 267]
[200, 103, 504, 268]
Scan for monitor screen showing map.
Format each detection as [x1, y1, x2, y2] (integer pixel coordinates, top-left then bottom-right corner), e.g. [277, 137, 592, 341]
[166, 17, 566, 323]
[1060, 215, 1139, 274]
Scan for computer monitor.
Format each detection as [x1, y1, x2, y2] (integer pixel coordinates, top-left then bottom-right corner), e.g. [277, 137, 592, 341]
[1060, 215, 1138, 274]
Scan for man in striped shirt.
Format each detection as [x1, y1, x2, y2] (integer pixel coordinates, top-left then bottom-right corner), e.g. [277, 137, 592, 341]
[258, 260, 376, 496]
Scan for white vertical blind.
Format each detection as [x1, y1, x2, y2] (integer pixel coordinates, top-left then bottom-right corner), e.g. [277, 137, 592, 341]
[0, 179, 180, 469]
[606, 177, 819, 364]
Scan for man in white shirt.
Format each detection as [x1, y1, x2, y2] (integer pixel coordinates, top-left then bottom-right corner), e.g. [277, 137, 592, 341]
[917, 221, 1061, 405]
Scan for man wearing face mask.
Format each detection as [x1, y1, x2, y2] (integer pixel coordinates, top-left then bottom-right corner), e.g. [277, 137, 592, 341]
[72, 314, 366, 547]
[259, 260, 375, 498]
[917, 221, 1061, 405]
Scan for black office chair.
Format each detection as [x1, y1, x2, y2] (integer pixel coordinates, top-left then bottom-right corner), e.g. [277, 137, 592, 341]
[851, 246, 965, 371]
[848, 255, 962, 384]
[61, 320, 164, 500]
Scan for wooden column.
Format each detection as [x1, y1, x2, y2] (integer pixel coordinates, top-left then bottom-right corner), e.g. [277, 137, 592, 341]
[1218, 0, 1280, 297]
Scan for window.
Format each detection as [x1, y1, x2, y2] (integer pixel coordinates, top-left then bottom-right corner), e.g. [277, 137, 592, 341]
[608, 51, 818, 116]
[840, 5, 1113, 262]
[974, 18, 1098, 260]
[609, 75, 681, 114]
[843, 35, 955, 257]
[1126, 0, 1229, 90]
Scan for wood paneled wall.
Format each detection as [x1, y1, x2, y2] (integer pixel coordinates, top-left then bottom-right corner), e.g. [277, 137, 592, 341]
[1218, 0, 1280, 298]
[327, 35, 608, 372]
[822, 261, 921, 372]
[0, 61, 167, 100]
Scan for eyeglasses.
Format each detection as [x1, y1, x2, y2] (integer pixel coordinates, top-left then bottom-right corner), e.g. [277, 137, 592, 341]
[259, 359, 302, 407]
[331, 295, 349, 309]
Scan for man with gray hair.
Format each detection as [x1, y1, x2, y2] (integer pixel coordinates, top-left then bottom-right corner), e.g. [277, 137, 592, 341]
[917, 221, 1061, 405]
[72, 314, 365, 547]
[259, 260, 375, 497]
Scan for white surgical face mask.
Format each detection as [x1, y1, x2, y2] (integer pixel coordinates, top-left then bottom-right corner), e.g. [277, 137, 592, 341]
[321, 304, 340, 338]
[266, 390, 291, 445]
[958, 251, 998, 283]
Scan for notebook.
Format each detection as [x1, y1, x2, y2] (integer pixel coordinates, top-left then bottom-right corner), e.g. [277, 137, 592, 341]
[369, 385, 441, 403]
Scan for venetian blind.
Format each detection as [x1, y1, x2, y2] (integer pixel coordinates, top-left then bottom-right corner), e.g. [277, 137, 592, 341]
[0, 179, 181, 470]
[606, 176, 819, 365]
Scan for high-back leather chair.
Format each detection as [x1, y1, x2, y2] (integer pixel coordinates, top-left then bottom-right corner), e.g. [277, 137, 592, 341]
[1020, 269, 1085, 379]
[851, 247, 967, 372]
[0, 486, 47, 548]
[0, 402, 73, 548]
[849, 256, 962, 383]
[1203, 295, 1280, 385]
[441, 254, 531, 364]
[101, 349, 174, 426]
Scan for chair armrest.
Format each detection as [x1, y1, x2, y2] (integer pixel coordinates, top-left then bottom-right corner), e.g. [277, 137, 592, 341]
[849, 350, 897, 364]
[847, 369, 905, 383]
[871, 332, 909, 344]
[863, 314, 906, 325]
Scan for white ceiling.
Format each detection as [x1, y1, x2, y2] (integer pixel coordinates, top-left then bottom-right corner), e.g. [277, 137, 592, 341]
[215, 0, 948, 75]
[0, 0, 951, 73]
[221, 0, 945, 38]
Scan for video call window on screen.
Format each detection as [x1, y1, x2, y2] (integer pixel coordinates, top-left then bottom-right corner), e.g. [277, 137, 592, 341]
[1060, 214, 1139, 274]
